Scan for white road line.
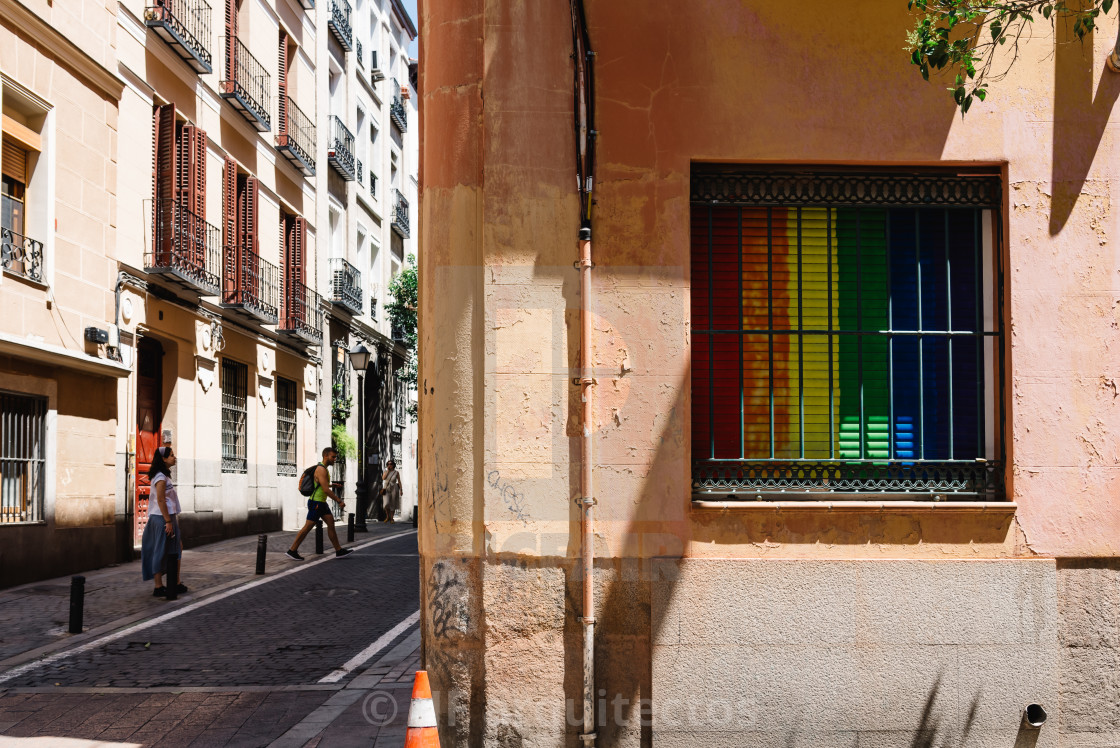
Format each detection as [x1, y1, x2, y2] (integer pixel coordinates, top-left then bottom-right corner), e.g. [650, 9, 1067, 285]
[0, 529, 417, 686]
[318, 610, 420, 683]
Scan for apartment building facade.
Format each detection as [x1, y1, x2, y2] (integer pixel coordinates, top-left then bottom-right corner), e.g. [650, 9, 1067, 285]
[420, 1, 1120, 746]
[0, 1, 127, 587]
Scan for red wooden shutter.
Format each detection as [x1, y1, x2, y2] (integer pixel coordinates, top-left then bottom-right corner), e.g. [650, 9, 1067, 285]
[277, 31, 289, 138]
[292, 216, 306, 287]
[222, 156, 238, 303]
[178, 125, 207, 268]
[240, 175, 259, 299]
[153, 103, 177, 266]
[225, 0, 238, 86]
[280, 214, 290, 322]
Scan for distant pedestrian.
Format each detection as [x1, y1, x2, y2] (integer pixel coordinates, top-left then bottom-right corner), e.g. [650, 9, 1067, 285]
[380, 460, 402, 524]
[286, 447, 354, 560]
[140, 445, 186, 597]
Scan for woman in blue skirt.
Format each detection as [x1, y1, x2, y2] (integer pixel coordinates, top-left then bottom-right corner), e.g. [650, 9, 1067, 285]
[140, 445, 186, 597]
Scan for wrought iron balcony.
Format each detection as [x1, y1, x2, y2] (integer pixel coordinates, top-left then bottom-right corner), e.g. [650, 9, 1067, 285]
[0, 227, 44, 284]
[392, 188, 409, 238]
[144, 0, 213, 74]
[221, 245, 279, 324]
[370, 172, 377, 198]
[356, 40, 363, 66]
[277, 95, 315, 176]
[145, 199, 222, 295]
[278, 279, 323, 343]
[327, 115, 356, 181]
[329, 257, 363, 315]
[357, 159, 363, 185]
[391, 321, 407, 342]
[390, 77, 407, 132]
[221, 36, 271, 131]
[329, 0, 352, 51]
[369, 295, 378, 321]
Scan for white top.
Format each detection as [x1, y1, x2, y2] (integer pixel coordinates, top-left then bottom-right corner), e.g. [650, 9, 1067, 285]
[151, 473, 181, 516]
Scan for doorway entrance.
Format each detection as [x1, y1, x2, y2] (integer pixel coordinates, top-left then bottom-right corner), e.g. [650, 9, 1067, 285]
[135, 337, 164, 547]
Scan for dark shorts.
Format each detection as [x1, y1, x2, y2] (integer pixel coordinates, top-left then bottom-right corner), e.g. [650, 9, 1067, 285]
[306, 499, 331, 521]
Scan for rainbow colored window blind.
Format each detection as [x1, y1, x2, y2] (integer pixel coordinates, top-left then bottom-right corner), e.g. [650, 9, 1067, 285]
[691, 171, 1003, 496]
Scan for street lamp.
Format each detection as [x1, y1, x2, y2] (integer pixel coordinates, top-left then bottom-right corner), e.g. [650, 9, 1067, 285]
[348, 343, 373, 531]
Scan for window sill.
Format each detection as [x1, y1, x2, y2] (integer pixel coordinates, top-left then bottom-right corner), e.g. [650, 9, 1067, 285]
[692, 498, 1016, 513]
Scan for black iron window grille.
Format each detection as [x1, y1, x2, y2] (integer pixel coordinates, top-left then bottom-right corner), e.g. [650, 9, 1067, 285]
[144, 0, 213, 73]
[330, 257, 363, 315]
[357, 159, 363, 185]
[329, 0, 352, 51]
[390, 77, 407, 132]
[690, 168, 1005, 500]
[370, 172, 377, 198]
[370, 295, 378, 321]
[276, 378, 297, 476]
[392, 188, 409, 238]
[279, 280, 324, 343]
[356, 40, 363, 65]
[0, 227, 44, 284]
[147, 198, 222, 295]
[221, 36, 271, 131]
[221, 358, 248, 473]
[1, 391, 46, 524]
[328, 115, 357, 181]
[277, 96, 316, 175]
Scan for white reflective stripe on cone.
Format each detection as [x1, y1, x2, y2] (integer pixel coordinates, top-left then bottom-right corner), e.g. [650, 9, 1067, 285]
[408, 698, 437, 728]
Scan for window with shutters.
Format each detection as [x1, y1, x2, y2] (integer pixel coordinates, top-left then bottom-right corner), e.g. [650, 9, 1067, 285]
[221, 358, 248, 473]
[221, 159, 279, 324]
[278, 211, 322, 343]
[276, 30, 315, 176]
[690, 168, 1005, 501]
[220, 0, 271, 131]
[276, 377, 297, 476]
[1, 81, 46, 285]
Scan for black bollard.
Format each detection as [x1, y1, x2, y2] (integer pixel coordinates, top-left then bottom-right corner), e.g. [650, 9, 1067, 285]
[165, 555, 179, 601]
[256, 534, 267, 575]
[347, 513, 355, 543]
[68, 576, 85, 634]
[315, 519, 324, 555]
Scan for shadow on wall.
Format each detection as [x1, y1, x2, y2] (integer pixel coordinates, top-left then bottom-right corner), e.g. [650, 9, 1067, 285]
[1050, 14, 1120, 235]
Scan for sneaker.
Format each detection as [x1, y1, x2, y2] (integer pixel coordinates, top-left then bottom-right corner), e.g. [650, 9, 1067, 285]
[175, 583, 188, 594]
[285, 549, 304, 561]
[152, 586, 166, 597]
[335, 548, 354, 558]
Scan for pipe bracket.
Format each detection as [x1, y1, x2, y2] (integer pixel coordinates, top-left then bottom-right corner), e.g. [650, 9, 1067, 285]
[575, 496, 597, 506]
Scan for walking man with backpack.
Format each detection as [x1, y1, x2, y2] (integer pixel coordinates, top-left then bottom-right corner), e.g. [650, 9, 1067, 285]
[286, 447, 354, 560]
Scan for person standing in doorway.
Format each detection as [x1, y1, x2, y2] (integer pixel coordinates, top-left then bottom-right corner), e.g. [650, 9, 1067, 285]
[286, 447, 354, 560]
[141, 445, 186, 597]
[381, 460, 402, 524]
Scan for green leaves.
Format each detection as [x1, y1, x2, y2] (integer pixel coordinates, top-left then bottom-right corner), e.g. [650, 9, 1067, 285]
[905, 0, 1116, 115]
[386, 254, 418, 420]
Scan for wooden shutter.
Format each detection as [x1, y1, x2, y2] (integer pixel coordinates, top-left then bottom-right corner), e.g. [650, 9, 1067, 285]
[153, 103, 177, 265]
[277, 31, 289, 137]
[239, 175, 259, 299]
[292, 216, 307, 287]
[178, 125, 207, 268]
[2, 140, 27, 183]
[222, 156, 238, 303]
[225, 0, 238, 84]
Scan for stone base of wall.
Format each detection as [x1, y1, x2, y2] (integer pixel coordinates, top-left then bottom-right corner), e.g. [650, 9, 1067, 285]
[0, 525, 119, 589]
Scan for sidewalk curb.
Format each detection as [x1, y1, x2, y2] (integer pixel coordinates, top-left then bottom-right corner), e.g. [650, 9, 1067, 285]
[0, 529, 417, 683]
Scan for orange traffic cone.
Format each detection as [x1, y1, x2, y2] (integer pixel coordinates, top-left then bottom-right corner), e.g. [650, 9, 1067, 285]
[405, 670, 440, 748]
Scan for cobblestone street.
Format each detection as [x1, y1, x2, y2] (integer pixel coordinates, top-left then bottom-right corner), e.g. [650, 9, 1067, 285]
[0, 526, 421, 747]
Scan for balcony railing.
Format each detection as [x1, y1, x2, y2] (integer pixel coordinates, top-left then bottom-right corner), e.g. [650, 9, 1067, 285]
[0, 227, 44, 284]
[390, 77, 407, 132]
[222, 245, 279, 324]
[329, 257, 363, 315]
[369, 295, 378, 321]
[221, 36, 271, 131]
[146, 199, 222, 295]
[278, 279, 324, 343]
[277, 95, 316, 176]
[329, 0, 352, 51]
[371, 50, 385, 82]
[370, 172, 377, 198]
[356, 40, 363, 66]
[357, 159, 363, 185]
[392, 188, 409, 238]
[327, 115, 356, 181]
[391, 321, 407, 342]
[145, 0, 213, 73]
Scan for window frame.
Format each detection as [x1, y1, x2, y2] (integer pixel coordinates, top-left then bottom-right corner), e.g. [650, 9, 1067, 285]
[276, 377, 297, 476]
[1, 390, 48, 524]
[689, 166, 1006, 502]
[221, 357, 249, 474]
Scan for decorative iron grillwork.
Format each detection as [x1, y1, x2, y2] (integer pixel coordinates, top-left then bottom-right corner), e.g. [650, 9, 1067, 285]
[390, 77, 407, 132]
[370, 295, 378, 321]
[0, 227, 44, 283]
[1, 391, 46, 523]
[357, 159, 363, 185]
[693, 460, 1003, 498]
[221, 359, 248, 473]
[277, 378, 297, 476]
[330, 257, 363, 314]
[221, 36, 271, 131]
[329, 0, 352, 51]
[277, 95, 316, 175]
[328, 115, 357, 181]
[356, 40, 363, 65]
[146, 198, 222, 295]
[278, 279, 324, 343]
[392, 188, 409, 238]
[370, 171, 377, 198]
[691, 169, 1002, 208]
[222, 246, 279, 324]
[144, 0, 213, 73]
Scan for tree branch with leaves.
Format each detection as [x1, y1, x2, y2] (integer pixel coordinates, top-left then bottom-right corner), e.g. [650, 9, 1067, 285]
[386, 253, 418, 420]
[907, 0, 1115, 114]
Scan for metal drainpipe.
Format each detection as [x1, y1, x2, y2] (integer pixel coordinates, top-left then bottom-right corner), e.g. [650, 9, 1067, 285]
[578, 226, 596, 747]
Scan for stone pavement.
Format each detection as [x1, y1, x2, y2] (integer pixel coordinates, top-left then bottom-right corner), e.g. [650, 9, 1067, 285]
[0, 524, 423, 747]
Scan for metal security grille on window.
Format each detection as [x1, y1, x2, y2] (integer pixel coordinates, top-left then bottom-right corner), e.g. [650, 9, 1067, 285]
[1, 392, 46, 523]
[221, 360, 248, 473]
[277, 379, 297, 476]
[690, 170, 1005, 500]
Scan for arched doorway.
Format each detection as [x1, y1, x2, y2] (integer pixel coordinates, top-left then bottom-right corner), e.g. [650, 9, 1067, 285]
[134, 336, 164, 547]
